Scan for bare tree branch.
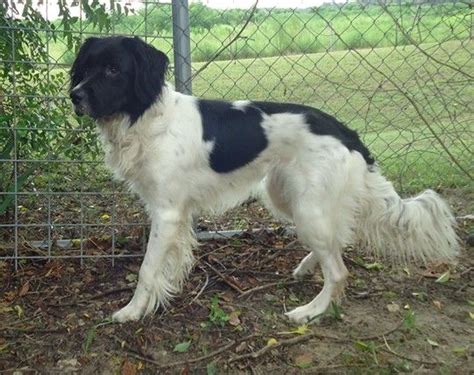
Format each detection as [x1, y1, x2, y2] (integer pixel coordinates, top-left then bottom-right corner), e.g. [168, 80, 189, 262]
[317, 13, 473, 180]
[192, 1, 259, 78]
[379, 1, 473, 80]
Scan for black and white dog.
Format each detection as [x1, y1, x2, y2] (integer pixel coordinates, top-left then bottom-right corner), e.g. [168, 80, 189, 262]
[70, 36, 458, 323]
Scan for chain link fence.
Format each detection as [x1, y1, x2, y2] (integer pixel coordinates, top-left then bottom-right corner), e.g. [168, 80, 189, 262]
[1, 0, 472, 267]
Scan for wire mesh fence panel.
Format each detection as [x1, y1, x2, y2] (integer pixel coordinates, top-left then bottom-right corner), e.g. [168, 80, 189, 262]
[0, 0, 472, 266]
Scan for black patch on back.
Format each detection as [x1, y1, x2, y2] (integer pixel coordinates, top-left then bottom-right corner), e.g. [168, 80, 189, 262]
[199, 100, 268, 173]
[253, 101, 375, 165]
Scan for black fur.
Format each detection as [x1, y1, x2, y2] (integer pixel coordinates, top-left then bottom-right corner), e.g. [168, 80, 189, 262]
[70, 36, 169, 124]
[253, 101, 375, 165]
[199, 100, 268, 173]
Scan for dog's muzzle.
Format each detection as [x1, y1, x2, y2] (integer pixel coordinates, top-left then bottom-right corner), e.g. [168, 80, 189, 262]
[70, 88, 88, 116]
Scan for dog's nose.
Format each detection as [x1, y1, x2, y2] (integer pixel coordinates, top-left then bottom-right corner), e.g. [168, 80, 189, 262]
[70, 89, 85, 105]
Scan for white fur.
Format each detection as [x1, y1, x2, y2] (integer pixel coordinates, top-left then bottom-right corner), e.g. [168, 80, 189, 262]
[98, 86, 458, 324]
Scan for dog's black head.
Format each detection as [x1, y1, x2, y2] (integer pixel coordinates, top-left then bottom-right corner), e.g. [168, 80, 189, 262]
[69, 36, 169, 124]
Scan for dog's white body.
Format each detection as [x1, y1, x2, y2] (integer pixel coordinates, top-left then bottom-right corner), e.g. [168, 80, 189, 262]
[94, 85, 459, 323]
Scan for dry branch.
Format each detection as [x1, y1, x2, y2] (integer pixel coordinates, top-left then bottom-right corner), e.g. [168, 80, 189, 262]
[192, 1, 258, 78]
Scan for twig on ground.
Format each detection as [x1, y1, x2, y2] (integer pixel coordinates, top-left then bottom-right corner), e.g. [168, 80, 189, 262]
[379, 345, 442, 366]
[189, 266, 210, 305]
[228, 332, 327, 363]
[46, 286, 133, 307]
[238, 278, 318, 299]
[113, 333, 260, 369]
[357, 321, 403, 341]
[2, 327, 67, 337]
[204, 261, 245, 295]
[195, 244, 233, 262]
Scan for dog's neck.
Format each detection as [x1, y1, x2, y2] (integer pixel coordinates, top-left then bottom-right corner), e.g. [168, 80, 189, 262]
[97, 84, 174, 141]
[96, 84, 177, 182]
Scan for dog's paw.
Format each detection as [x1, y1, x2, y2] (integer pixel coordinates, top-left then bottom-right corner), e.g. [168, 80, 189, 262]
[112, 305, 142, 323]
[285, 306, 323, 324]
[285, 307, 311, 324]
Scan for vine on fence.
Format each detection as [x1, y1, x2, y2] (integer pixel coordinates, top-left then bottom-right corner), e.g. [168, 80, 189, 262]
[0, 0, 120, 217]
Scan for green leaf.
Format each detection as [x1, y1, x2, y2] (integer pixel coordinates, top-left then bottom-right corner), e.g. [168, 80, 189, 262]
[354, 340, 371, 351]
[427, 338, 439, 347]
[174, 341, 192, 353]
[329, 301, 343, 320]
[206, 362, 217, 375]
[435, 270, 450, 283]
[83, 326, 96, 353]
[452, 346, 467, 354]
[403, 310, 416, 330]
[364, 262, 384, 271]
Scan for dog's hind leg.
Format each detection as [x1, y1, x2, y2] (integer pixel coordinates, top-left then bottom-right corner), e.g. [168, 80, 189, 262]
[112, 208, 195, 322]
[285, 198, 349, 323]
[286, 214, 348, 323]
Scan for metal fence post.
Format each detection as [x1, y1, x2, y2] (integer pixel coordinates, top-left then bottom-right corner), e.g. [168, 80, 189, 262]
[172, 0, 192, 95]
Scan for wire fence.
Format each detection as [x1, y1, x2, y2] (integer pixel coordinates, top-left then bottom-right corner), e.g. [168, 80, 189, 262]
[0, 0, 472, 267]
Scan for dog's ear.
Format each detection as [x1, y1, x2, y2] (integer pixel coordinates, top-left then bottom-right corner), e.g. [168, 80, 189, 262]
[122, 37, 169, 105]
[70, 37, 98, 88]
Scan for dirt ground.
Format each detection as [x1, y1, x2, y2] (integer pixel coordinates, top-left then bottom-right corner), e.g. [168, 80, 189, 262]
[1, 195, 473, 374]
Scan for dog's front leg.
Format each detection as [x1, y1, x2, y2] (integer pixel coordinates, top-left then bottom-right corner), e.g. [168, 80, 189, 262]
[112, 209, 189, 323]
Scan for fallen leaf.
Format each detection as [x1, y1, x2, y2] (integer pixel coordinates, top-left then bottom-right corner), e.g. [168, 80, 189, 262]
[125, 273, 138, 283]
[0, 305, 13, 314]
[101, 213, 111, 221]
[266, 338, 278, 346]
[71, 239, 82, 247]
[386, 303, 400, 313]
[287, 324, 310, 335]
[3, 291, 16, 303]
[174, 341, 192, 353]
[121, 360, 137, 375]
[14, 305, 23, 319]
[364, 262, 383, 271]
[432, 300, 442, 309]
[235, 341, 247, 353]
[18, 282, 29, 297]
[427, 338, 439, 347]
[294, 352, 313, 368]
[228, 311, 241, 326]
[469, 312, 474, 320]
[435, 270, 450, 283]
[57, 358, 79, 371]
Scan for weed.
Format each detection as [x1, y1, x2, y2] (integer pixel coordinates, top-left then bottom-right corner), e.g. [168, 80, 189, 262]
[208, 295, 230, 327]
[403, 309, 416, 331]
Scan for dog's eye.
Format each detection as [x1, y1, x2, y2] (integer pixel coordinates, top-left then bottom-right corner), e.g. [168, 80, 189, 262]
[105, 65, 120, 77]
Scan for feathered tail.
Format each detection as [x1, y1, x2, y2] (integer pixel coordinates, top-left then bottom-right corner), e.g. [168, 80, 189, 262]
[356, 168, 459, 263]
